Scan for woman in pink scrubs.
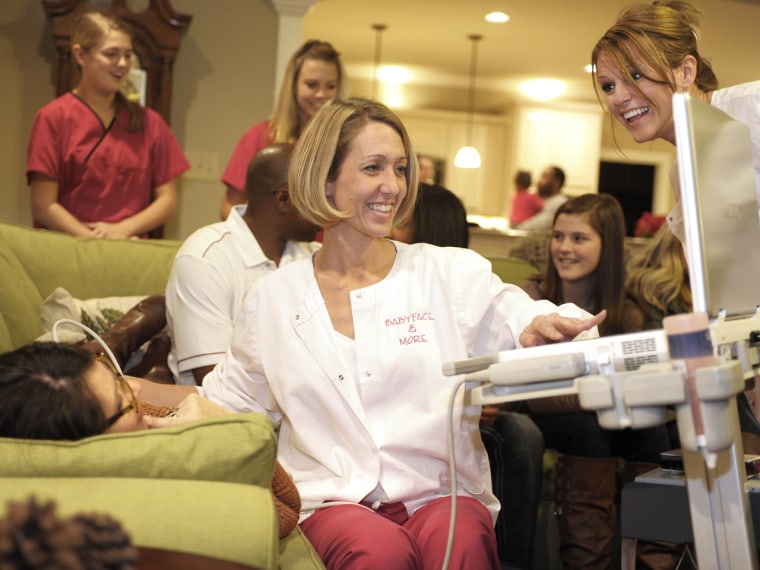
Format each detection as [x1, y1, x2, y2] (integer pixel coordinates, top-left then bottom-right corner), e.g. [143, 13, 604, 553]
[26, 12, 189, 239]
[219, 39, 344, 220]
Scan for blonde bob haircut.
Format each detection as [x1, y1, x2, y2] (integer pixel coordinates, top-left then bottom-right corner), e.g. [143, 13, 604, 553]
[289, 97, 419, 229]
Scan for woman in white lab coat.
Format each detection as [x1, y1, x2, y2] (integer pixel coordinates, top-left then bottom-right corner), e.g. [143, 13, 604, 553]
[201, 97, 604, 570]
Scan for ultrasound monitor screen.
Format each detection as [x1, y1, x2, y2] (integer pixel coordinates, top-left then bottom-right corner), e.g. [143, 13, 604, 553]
[673, 93, 760, 319]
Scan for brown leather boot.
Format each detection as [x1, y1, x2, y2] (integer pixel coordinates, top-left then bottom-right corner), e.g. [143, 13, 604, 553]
[125, 328, 174, 384]
[554, 455, 618, 570]
[741, 431, 760, 455]
[82, 295, 166, 367]
[621, 461, 684, 570]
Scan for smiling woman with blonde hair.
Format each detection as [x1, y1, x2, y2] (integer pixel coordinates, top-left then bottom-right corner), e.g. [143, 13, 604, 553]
[591, 0, 760, 245]
[26, 11, 189, 239]
[200, 97, 605, 570]
[219, 39, 345, 219]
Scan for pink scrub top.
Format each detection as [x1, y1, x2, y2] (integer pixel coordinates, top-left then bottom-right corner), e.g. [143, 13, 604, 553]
[221, 120, 272, 195]
[510, 191, 544, 225]
[26, 92, 190, 228]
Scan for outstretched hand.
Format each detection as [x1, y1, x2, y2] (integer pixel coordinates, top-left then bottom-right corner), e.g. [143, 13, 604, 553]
[519, 309, 607, 348]
[144, 392, 231, 429]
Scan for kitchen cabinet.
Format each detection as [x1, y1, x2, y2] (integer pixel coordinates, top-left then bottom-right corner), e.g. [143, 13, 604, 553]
[397, 102, 603, 216]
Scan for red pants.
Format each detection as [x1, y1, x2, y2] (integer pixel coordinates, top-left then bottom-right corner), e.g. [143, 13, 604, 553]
[299, 496, 499, 570]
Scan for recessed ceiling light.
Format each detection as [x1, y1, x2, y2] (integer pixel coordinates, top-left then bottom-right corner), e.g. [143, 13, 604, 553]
[519, 79, 566, 101]
[485, 11, 510, 23]
[377, 65, 412, 84]
[584, 64, 595, 73]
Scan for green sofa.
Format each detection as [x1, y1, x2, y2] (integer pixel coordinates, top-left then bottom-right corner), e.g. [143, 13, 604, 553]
[0, 221, 324, 569]
[0, 221, 181, 353]
[0, 220, 545, 568]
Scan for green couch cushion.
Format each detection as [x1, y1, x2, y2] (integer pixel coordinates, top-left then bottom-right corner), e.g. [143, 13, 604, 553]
[280, 529, 328, 570]
[488, 256, 540, 286]
[0, 221, 181, 301]
[0, 413, 276, 488]
[0, 239, 45, 348]
[1, 477, 279, 569]
[0, 317, 11, 355]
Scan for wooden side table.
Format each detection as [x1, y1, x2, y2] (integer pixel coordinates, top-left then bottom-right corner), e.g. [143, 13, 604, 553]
[137, 547, 261, 570]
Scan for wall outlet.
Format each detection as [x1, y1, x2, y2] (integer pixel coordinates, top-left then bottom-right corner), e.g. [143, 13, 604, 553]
[185, 150, 220, 181]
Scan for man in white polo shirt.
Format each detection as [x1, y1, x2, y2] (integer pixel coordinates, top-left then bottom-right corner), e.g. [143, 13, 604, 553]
[166, 143, 320, 385]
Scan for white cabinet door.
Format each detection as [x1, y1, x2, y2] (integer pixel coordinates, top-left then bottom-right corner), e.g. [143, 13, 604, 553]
[512, 104, 603, 196]
[444, 121, 507, 214]
[398, 109, 509, 215]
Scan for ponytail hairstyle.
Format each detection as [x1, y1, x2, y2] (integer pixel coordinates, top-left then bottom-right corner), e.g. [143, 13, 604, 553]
[591, 0, 718, 138]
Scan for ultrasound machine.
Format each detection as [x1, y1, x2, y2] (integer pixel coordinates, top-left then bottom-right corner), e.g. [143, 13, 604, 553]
[444, 93, 760, 569]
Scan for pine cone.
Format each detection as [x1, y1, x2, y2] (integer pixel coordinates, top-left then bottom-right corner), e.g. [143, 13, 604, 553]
[0, 496, 137, 570]
[71, 512, 137, 569]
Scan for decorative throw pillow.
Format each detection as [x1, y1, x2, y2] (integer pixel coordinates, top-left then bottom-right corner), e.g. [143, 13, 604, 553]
[38, 287, 147, 343]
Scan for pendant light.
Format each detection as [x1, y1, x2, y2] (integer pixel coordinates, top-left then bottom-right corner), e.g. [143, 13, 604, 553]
[455, 34, 483, 169]
[371, 23, 387, 100]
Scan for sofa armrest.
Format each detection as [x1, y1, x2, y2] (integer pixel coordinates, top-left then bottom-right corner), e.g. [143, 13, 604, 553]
[0, 413, 277, 489]
[0, 477, 278, 569]
[0, 221, 183, 351]
[0, 222, 181, 301]
[279, 529, 327, 570]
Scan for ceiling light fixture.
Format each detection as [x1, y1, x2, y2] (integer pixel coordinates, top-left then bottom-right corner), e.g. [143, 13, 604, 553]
[518, 78, 566, 101]
[371, 23, 387, 100]
[485, 11, 509, 23]
[455, 34, 483, 169]
[377, 65, 411, 84]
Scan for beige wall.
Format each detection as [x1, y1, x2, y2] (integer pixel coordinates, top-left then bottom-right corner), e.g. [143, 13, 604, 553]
[0, 0, 278, 239]
[0, 0, 677, 238]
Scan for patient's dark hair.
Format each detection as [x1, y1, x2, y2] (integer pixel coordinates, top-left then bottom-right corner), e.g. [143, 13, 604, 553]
[0, 342, 107, 440]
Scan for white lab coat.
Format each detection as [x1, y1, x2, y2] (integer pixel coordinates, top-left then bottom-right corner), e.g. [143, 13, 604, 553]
[202, 241, 587, 522]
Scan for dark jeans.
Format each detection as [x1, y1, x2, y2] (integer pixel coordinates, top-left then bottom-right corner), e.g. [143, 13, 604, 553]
[531, 411, 672, 463]
[481, 411, 545, 569]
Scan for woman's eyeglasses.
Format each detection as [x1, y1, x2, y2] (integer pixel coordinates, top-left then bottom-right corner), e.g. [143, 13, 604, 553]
[95, 353, 139, 427]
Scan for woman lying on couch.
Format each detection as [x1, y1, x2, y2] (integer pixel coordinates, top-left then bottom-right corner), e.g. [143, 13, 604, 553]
[0, 341, 220, 439]
[0, 341, 300, 539]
